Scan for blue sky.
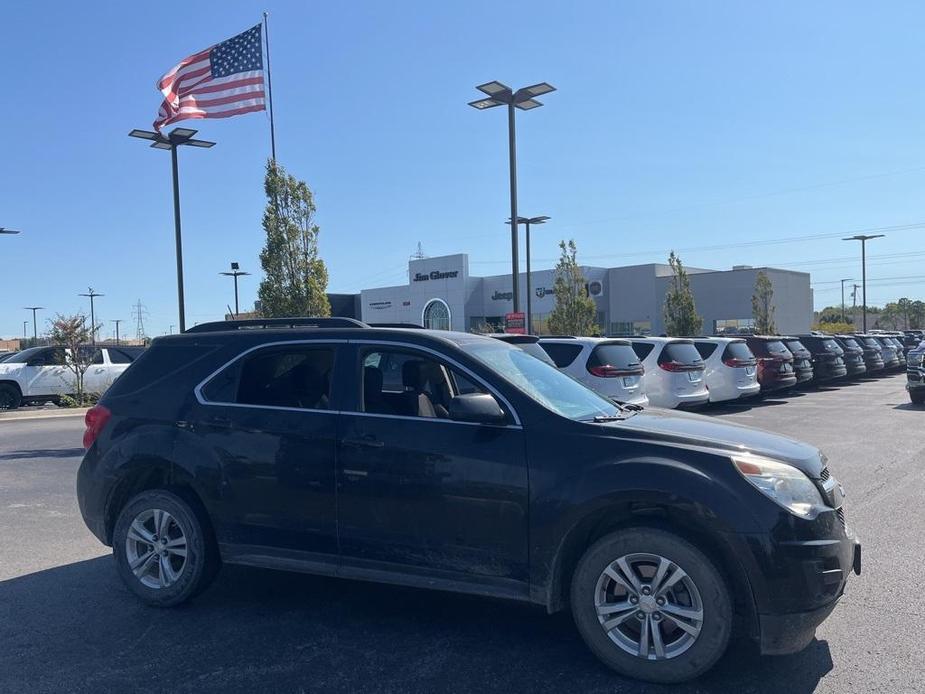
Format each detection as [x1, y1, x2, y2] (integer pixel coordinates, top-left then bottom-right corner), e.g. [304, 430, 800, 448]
[2, 1, 925, 338]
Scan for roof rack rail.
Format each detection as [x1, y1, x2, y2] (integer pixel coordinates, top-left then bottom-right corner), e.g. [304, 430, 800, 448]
[186, 317, 369, 333]
[539, 335, 578, 339]
[366, 322, 424, 329]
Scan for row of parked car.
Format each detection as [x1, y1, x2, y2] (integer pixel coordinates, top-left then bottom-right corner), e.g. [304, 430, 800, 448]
[496, 330, 923, 409]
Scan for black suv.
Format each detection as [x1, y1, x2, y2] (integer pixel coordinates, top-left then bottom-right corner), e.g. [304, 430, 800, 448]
[832, 336, 867, 377]
[794, 335, 848, 382]
[77, 319, 860, 684]
[781, 338, 814, 384]
[851, 334, 885, 373]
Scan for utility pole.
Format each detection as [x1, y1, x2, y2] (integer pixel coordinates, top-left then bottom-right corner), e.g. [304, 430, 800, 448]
[839, 279, 852, 324]
[23, 321, 28, 339]
[852, 284, 860, 329]
[112, 320, 123, 345]
[79, 288, 103, 344]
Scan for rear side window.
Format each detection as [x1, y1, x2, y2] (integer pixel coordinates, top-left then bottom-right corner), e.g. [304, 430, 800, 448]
[106, 343, 218, 397]
[540, 342, 583, 368]
[630, 342, 655, 360]
[861, 337, 880, 348]
[840, 338, 860, 350]
[721, 341, 755, 362]
[235, 347, 334, 410]
[693, 342, 718, 359]
[515, 342, 557, 366]
[108, 348, 143, 364]
[820, 339, 842, 353]
[658, 342, 703, 365]
[784, 340, 807, 354]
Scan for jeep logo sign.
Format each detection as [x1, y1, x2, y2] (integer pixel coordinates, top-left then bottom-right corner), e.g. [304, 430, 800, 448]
[491, 290, 514, 301]
[413, 270, 459, 282]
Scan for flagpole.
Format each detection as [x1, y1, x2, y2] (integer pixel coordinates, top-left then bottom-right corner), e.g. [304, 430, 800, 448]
[263, 11, 277, 161]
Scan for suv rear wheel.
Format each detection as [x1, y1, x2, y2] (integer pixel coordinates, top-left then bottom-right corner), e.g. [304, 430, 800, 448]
[570, 528, 732, 683]
[113, 489, 219, 606]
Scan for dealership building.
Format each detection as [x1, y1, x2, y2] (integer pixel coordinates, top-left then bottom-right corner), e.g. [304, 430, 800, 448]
[356, 253, 813, 335]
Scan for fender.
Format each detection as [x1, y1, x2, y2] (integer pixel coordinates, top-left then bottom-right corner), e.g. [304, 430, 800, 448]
[527, 445, 768, 611]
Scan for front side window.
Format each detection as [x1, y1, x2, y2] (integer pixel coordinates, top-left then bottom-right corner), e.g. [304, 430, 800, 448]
[361, 348, 486, 419]
[422, 299, 451, 331]
[204, 346, 334, 410]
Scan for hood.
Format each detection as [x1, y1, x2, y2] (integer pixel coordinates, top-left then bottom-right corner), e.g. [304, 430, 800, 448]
[603, 407, 824, 477]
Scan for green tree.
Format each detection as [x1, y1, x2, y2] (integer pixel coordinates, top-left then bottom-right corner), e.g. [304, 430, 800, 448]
[662, 251, 702, 336]
[49, 314, 94, 405]
[751, 270, 776, 334]
[257, 160, 331, 318]
[546, 240, 600, 336]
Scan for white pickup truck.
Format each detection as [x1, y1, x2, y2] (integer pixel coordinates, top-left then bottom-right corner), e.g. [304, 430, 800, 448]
[0, 345, 143, 409]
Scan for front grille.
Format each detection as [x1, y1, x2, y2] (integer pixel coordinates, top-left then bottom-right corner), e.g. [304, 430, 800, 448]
[836, 507, 846, 528]
[820, 467, 830, 482]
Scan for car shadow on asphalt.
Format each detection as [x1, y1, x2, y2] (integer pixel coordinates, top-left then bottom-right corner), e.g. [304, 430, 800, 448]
[0, 447, 86, 461]
[893, 402, 923, 411]
[0, 557, 834, 694]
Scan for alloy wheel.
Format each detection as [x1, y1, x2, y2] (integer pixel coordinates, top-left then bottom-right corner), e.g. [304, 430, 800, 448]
[594, 552, 704, 660]
[124, 508, 188, 589]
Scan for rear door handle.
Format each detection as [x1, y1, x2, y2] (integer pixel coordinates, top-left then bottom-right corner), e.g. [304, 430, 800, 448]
[341, 435, 384, 449]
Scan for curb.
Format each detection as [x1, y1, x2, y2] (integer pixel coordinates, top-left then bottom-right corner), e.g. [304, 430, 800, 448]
[0, 408, 90, 422]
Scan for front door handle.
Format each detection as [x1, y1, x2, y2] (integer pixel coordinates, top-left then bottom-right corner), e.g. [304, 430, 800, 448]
[341, 435, 384, 449]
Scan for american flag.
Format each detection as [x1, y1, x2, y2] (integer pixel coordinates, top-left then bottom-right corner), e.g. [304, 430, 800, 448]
[154, 25, 265, 130]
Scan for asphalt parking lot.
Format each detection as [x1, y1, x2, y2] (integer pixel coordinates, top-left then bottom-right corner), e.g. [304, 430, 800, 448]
[1, 372, 922, 693]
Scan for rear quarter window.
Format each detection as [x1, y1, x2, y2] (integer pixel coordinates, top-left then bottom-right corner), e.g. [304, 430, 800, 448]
[539, 342, 583, 368]
[105, 342, 221, 397]
[630, 343, 655, 360]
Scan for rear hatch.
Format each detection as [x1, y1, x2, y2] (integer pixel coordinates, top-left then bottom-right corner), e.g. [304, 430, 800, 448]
[721, 340, 758, 380]
[657, 341, 706, 391]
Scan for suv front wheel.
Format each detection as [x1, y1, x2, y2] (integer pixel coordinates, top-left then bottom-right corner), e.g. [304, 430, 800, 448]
[113, 489, 219, 606]
[570, 527, 732, 683]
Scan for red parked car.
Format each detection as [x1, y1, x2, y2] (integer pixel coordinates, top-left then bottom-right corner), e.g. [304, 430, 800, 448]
[745, 336, 798, 392]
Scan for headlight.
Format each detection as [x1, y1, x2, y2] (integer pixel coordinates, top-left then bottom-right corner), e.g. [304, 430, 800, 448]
[732, 455, 827, 518]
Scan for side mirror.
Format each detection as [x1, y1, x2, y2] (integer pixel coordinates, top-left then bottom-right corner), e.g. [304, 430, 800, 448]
[449, 393, 506, 424]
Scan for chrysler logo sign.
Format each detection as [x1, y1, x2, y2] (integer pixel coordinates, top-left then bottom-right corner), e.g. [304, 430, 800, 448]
[413, 270, 459, 282]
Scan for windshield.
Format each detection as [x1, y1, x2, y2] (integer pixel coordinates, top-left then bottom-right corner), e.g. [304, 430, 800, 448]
[465, 342, 621, 421]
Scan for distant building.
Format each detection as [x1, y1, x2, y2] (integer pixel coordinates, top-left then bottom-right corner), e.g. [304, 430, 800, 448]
[352, 253, 813, 335]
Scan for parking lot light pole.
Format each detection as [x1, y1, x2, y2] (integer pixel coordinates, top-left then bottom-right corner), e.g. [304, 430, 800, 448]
[220, 262, 251, 317]
[24, 306, 44, 340]
[842, 234, 884, 332]
[112, 319, 123, 346]
[23, 321, 27, 339]
[507, 216, 550, 334]
[78, 288, 103, 345]
[839, 279, 852, 324]
[470, 81, 556, 315]
[129, 128, 216, 333]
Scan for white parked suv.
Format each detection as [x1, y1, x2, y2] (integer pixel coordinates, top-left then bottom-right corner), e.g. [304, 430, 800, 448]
[627, 337, 709, 409]
[692, 337, 761, 403]
[538, 337, 648, 406]
[0, 345, 143, 409]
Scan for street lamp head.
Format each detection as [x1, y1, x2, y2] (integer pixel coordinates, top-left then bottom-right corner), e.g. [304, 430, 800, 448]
[468, 97, 504, 110]
[476, 81, 512, 96]
[842, 234, 885, 242]
[169, 127, 198, 140]
[231, 262, 240, 271]
[0, 227, 21, 234]
[507, 215, 550, 225]
[514, 99, 543, 111]
[151, 141, 173, 150]
[516, 82, 556, 99]
[128, 129, 160, 140]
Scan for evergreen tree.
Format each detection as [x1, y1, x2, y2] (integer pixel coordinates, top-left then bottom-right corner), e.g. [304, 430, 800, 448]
[663, 251, 703, 335]
[751, 270, 776, 334]
[546, 240, 599, 336]
[258, 160, 331, 318]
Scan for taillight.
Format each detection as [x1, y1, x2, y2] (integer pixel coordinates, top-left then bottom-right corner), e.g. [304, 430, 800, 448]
[589, 365, 642, 378]
[659, 361, 700, 372]
[83, 405, 111, 449]
[723, 358, 756, 368]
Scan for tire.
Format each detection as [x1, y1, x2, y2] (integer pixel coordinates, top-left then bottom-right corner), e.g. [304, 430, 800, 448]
[570, 527, 732, 684]
[0, 383, 21, 410]
[910, 390, 925, 405]
[112, 489, 220, 607]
